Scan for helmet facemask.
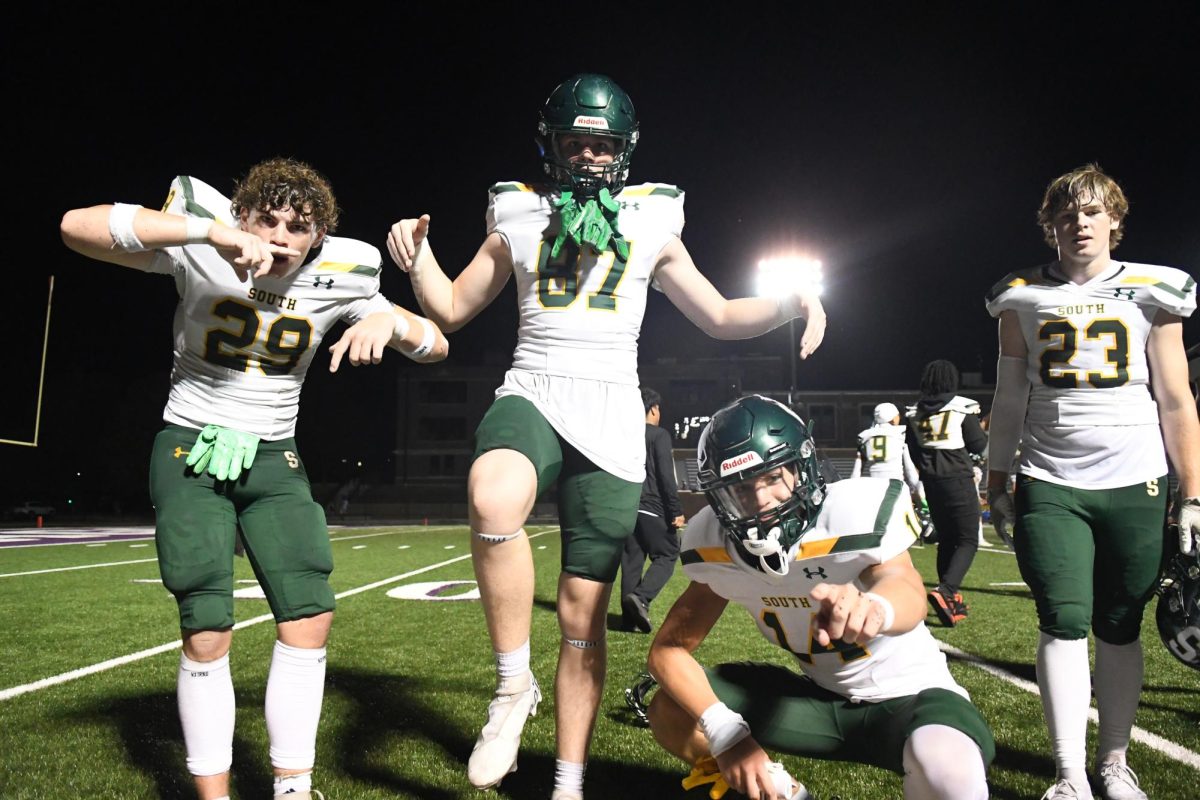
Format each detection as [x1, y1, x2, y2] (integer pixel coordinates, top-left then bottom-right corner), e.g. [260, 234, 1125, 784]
[712, 450, 824, 579]
[698, 396, 827, 578]
[539, 127, 637, 197]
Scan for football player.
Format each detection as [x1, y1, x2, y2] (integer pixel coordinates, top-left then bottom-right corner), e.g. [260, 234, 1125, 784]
[905, 360, 987, 626]
[386, 74, 826, 799]
[645, 396, 993, 800]
[850, 402, 923, 500]
[985, 164, 1199, 800]
[59, 159, 447, 800]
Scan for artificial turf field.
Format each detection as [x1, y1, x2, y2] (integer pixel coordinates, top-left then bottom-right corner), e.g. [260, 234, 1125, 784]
[1, 523, 1196, 799]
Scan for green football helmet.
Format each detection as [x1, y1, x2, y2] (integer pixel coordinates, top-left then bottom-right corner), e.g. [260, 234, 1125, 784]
[697, 396, 826, 578]
[536, 73, 639, 196]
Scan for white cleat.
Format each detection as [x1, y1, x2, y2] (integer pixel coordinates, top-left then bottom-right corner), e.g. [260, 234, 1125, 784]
[1040, 778, 1094, 800]
[549, 790, 583, 800]
[1096, 762, 1147, 800]
[467, 671, 542, 789]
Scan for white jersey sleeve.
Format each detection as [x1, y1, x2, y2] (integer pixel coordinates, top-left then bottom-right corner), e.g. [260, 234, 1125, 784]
[485, 181, 685, 483]
[680, 479, 966, 702]
[146, 176, 392, 440]
[984, 261, 1195, 488]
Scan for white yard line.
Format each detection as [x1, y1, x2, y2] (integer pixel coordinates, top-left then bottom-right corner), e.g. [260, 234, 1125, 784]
[0, 528, 556, 702]
[1, 526, 465, 578]
[0, 558, 158, 578]
[940, 642, 1200, 769]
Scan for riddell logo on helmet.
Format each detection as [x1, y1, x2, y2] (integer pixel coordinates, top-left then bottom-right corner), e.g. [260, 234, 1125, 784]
[720, 451, 762, 476]
[573, 116, 609, 129]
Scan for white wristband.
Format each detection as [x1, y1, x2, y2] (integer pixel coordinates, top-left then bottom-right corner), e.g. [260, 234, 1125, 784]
[108, 203, 146, 252]
[698, 701, 751, 756]
[410, 317, 436, 359]
[392, 310, 411, 340]
[863, 592, 896, 633]
[185, 216, 214, 244]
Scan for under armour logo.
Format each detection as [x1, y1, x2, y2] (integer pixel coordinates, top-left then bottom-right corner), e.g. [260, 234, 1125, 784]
[313, 277, 334, 289]
[1112, 288, 1135, 300]
[802, 567, 827, 580]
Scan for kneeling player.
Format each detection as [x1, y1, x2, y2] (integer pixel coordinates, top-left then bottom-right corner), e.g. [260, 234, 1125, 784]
[646, 396, 994, 800]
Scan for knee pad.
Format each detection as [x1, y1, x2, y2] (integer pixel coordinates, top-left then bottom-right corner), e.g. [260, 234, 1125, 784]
[563, 635, 605, 649]
[475, 528, 524, 544]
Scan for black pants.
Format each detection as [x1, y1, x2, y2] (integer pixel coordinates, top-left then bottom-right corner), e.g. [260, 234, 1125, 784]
[924, 476, 980, 594]
[620, 512, 680, 604]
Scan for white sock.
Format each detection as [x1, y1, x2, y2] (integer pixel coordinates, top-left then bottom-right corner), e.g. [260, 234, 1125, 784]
[902, 724, 988, 800]
[554, 759, 586, 795]
[177, 652, 235, 776]
[265, 640, 327, 771]
[1094, 637, 1144, 764]
[274, 771, 313, 795]
[496, 639, 530, 679]
[1037, 632, 1091, 784]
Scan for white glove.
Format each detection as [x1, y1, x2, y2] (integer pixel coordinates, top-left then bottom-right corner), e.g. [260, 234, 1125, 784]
[1178, 496, 1200, 556]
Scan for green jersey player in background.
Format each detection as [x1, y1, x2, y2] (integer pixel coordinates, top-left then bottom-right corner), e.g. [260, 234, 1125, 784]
[387, 75, 826, 799]
[59, 158, 448, 800]
[985, 164, 1199, 800]
[645, 396, 993, 800]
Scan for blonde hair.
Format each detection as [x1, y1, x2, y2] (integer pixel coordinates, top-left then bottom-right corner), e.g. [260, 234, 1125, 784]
[1037, 163, 1128, 250]
[231, 158, 340, 232]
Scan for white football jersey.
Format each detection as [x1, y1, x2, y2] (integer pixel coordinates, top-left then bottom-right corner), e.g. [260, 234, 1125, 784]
[680, 478, 967, 702]
[488, 182, 685, 482]
[986, 261, 1196, 488]
[854, 423, 919, 487]
[143, 176, 393, 440]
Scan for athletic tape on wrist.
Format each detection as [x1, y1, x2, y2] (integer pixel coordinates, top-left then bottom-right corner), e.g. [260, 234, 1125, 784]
[410, 317, 436, 358]
[863, 592, 896, 632]
[108, 203, 146, 252]
[699, 701, 751, 756]
[185, 216, 214, 244]
[392, 311, 411, 340]
[776, 292, 804, 323]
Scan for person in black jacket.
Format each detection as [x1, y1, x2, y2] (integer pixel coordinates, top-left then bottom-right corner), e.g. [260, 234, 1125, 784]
[620, 388, 686, 633]
[906, 360, 987, 627]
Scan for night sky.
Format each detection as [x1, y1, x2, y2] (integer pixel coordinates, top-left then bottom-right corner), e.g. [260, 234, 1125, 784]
[3, 6, 1197, 507]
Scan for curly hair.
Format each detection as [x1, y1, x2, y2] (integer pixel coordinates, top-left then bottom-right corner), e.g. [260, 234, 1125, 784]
[1037, 163, 1128, 251]
[920, 359, 960, 397]
[231, 158, 340, 232]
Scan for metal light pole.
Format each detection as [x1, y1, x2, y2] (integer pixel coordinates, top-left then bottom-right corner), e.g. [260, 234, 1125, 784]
[788, 317, 797, 406]
[755, 257, 823, 408]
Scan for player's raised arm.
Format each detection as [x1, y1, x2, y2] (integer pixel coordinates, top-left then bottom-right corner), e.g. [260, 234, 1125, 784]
[387, 216, 512, 332]
[654, 237, 826, 357]
[61, 204, 299, 278]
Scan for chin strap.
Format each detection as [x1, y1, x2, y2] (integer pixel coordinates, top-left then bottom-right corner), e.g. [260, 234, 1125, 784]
[550, 188, 629, 260]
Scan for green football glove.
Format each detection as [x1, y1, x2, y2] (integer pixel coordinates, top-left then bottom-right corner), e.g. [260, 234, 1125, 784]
[186, 425, 259, 481]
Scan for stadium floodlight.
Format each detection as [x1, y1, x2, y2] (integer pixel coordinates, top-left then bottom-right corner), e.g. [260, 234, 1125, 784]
[754, 257, 823, 405]
[755, 256, 824, 299]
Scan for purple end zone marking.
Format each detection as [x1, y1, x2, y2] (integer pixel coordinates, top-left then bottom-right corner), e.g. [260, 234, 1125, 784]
[0, 529, 155, 548]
